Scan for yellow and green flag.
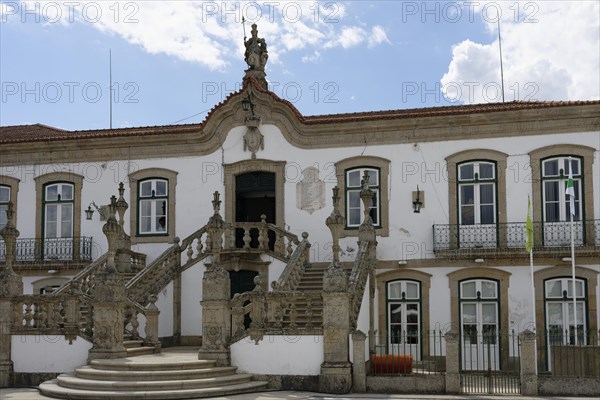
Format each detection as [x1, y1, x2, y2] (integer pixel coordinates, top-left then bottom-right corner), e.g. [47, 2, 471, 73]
[526, 196, 533, 253]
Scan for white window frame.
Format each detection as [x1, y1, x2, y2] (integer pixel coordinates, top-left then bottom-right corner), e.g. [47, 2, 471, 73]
[138, 178, 169, 235]
[542, 157, 582, 222]
[345, 167, 380, 228]
[43, 183, 74, 239]
[544, 277, 587, 345]
[457, 161, 497, 225]
[0, 185, 10, 231]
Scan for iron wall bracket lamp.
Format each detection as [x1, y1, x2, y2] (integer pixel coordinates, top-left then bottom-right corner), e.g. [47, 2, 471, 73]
[412, 186, 424, 213]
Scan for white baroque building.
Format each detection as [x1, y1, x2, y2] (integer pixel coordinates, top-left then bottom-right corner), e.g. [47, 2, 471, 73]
[0, 29, 599, 399]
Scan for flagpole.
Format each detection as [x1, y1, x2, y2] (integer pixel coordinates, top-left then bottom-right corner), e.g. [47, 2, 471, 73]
[567, 157, 577, 345]
[526, 196, 538, 367]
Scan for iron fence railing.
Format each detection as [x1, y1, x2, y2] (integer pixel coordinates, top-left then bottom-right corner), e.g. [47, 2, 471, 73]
[540, 330, 600, 377]
[0, 237, 93, 262]
[433, 220, 599, 251]
[370, 331, 445, 375]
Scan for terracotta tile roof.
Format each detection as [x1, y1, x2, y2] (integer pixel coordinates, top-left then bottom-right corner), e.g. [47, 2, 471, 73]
[1, 80, 598, 145]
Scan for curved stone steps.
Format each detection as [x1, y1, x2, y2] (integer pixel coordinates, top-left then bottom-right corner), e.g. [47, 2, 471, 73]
[56, 372, 255, 391]
[39, 380, 269, 399]
[38, 347, 269, 400]
[75, 365, 238, 381]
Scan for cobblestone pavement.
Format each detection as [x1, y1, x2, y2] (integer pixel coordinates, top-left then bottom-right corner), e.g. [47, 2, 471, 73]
[0, 388, 592, 400]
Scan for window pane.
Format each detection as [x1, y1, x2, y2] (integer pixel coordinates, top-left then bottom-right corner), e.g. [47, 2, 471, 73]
[348, 170, 361, 187]
[459, 164, 474, 180]
[349, 209, 361, 226]
[481, 281, 497, 298]
[369, 190, 379, 225]
[389, 304, 402, 324]
[46, 185, 59, 201]
[566, 279, 584, 298]
[462, 281, 476, 298]
[0, 186, 9, 202]
[406, 304, 419, 323]
[462, 304, 476, 323]
[349, 191, 361, 208]
[546, 280, 562, 298]
[141, 200, 152, 218]
[461, 205, 475, 225]
[543, 160, 559, 177]
[155, 181, 167, 196]
[140, 216, 151, 233]
[405, 282, 419, 299]
[0, 205, 7, 228]
[46, 204, 57, 223]
[564, 158, 579, 176]
[460, 185, 474, 205]
[547, 303, 563, 325]
[479, 163, 494, 179]
[480, 205, 494, 224]
[365, 169, 379, 186]
[61, 184, 73, 200]
[545, 202, 560, 222]
[388, 282, 401, 299]
[480, 184, 494, 204]
[544, 181, 559, 201]
[482, 304, 497, 323]
[141, 181, 152, 197]
[60, 204, 73, 238]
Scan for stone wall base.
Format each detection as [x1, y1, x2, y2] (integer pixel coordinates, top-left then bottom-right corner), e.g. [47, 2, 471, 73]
[367, 374, 446, 394]
[252, 374, 319, 391]
[13, 372, 60, 387]
[319, 363, 352, 394]
[87, 347, 127, 362]
[197, 349, 230, 367]
[538, 376, 600, 396]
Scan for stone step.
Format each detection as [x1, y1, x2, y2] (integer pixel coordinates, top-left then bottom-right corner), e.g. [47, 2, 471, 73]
[76, 366, 237, 381]
[89, 357, 218, 372]
[123, 340, 144, 348]
[57, 372, 254, 391]
[126, 346, 157, 357]
[39, 379, 269, 400]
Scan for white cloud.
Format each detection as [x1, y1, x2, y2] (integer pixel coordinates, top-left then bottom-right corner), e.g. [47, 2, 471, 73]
[441, 1, 599, 103]
[302, 51, 321, 63]
[15, 1, 389, 71]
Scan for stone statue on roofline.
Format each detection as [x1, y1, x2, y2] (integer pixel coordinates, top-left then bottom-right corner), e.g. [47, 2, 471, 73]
[244, 23, 268, 71]
[243, 23, 268, 89]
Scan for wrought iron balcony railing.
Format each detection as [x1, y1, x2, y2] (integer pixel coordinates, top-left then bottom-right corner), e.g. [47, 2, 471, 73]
[433, 220, 600, 253]
[0, 237, 93, 263]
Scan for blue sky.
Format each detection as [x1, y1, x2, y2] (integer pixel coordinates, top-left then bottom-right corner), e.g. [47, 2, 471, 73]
[1, 1, 598, 131]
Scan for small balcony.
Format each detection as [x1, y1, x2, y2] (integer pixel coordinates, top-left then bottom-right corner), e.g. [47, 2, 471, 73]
[433, 220, 600, 259]
[0, 237, 93, 268]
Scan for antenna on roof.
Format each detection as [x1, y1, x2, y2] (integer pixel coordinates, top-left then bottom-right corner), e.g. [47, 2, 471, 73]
[109, 49, 113, 129]
[497, 18, 506, 102]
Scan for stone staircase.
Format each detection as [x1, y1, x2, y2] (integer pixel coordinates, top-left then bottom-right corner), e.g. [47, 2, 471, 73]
[284, 264, 327, 327]
[38, 347, 269, 399]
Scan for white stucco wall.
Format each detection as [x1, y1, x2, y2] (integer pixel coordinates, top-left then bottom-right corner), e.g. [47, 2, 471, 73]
[180, 262, 205, 337]
[230, 335, 324, 375]
[12, 335, 91, 372]
[156, 280, 174, 338]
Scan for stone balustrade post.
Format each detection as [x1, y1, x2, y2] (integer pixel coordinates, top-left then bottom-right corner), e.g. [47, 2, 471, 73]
[352, 330, 367, 393]
[198, 257, 231, 366]
[319, 263, 352, 393]
[144, 295, 161, 352]
[0, 202, 23, 387]
[519, 329, 538, 396]
[444, 331, 460, 394]
[88, 196, 127, 361]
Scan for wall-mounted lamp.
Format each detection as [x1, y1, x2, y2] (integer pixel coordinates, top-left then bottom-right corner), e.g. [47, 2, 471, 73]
[398, 260, 408, 265]
[412, 186, 423, 213]
[242, 94, 255, 116]
[47, 269, 59, 274]
[474, 258, 485, 263]
[85, 202, 102, 220]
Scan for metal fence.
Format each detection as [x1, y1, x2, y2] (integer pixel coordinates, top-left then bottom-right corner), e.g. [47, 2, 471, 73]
[369, 331, 445, 375]
[0, 237, 93, 262]
[459, 330, 521, 394]
[541, 330, 600, 378]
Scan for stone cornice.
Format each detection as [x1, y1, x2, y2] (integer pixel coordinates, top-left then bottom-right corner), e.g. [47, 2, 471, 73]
[0, 94, 598, 166]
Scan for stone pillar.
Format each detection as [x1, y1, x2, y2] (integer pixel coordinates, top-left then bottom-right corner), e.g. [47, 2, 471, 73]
[144, 295, 161, 352]
[0, 203, 23, 388]
[88, 196, 127, 361]
[519, 330, 538, 396]
[320, 269, 352, 394]
[445, 331, 460, 394]
[352, 330, 367, 393]
[198, 259, 231, 366]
